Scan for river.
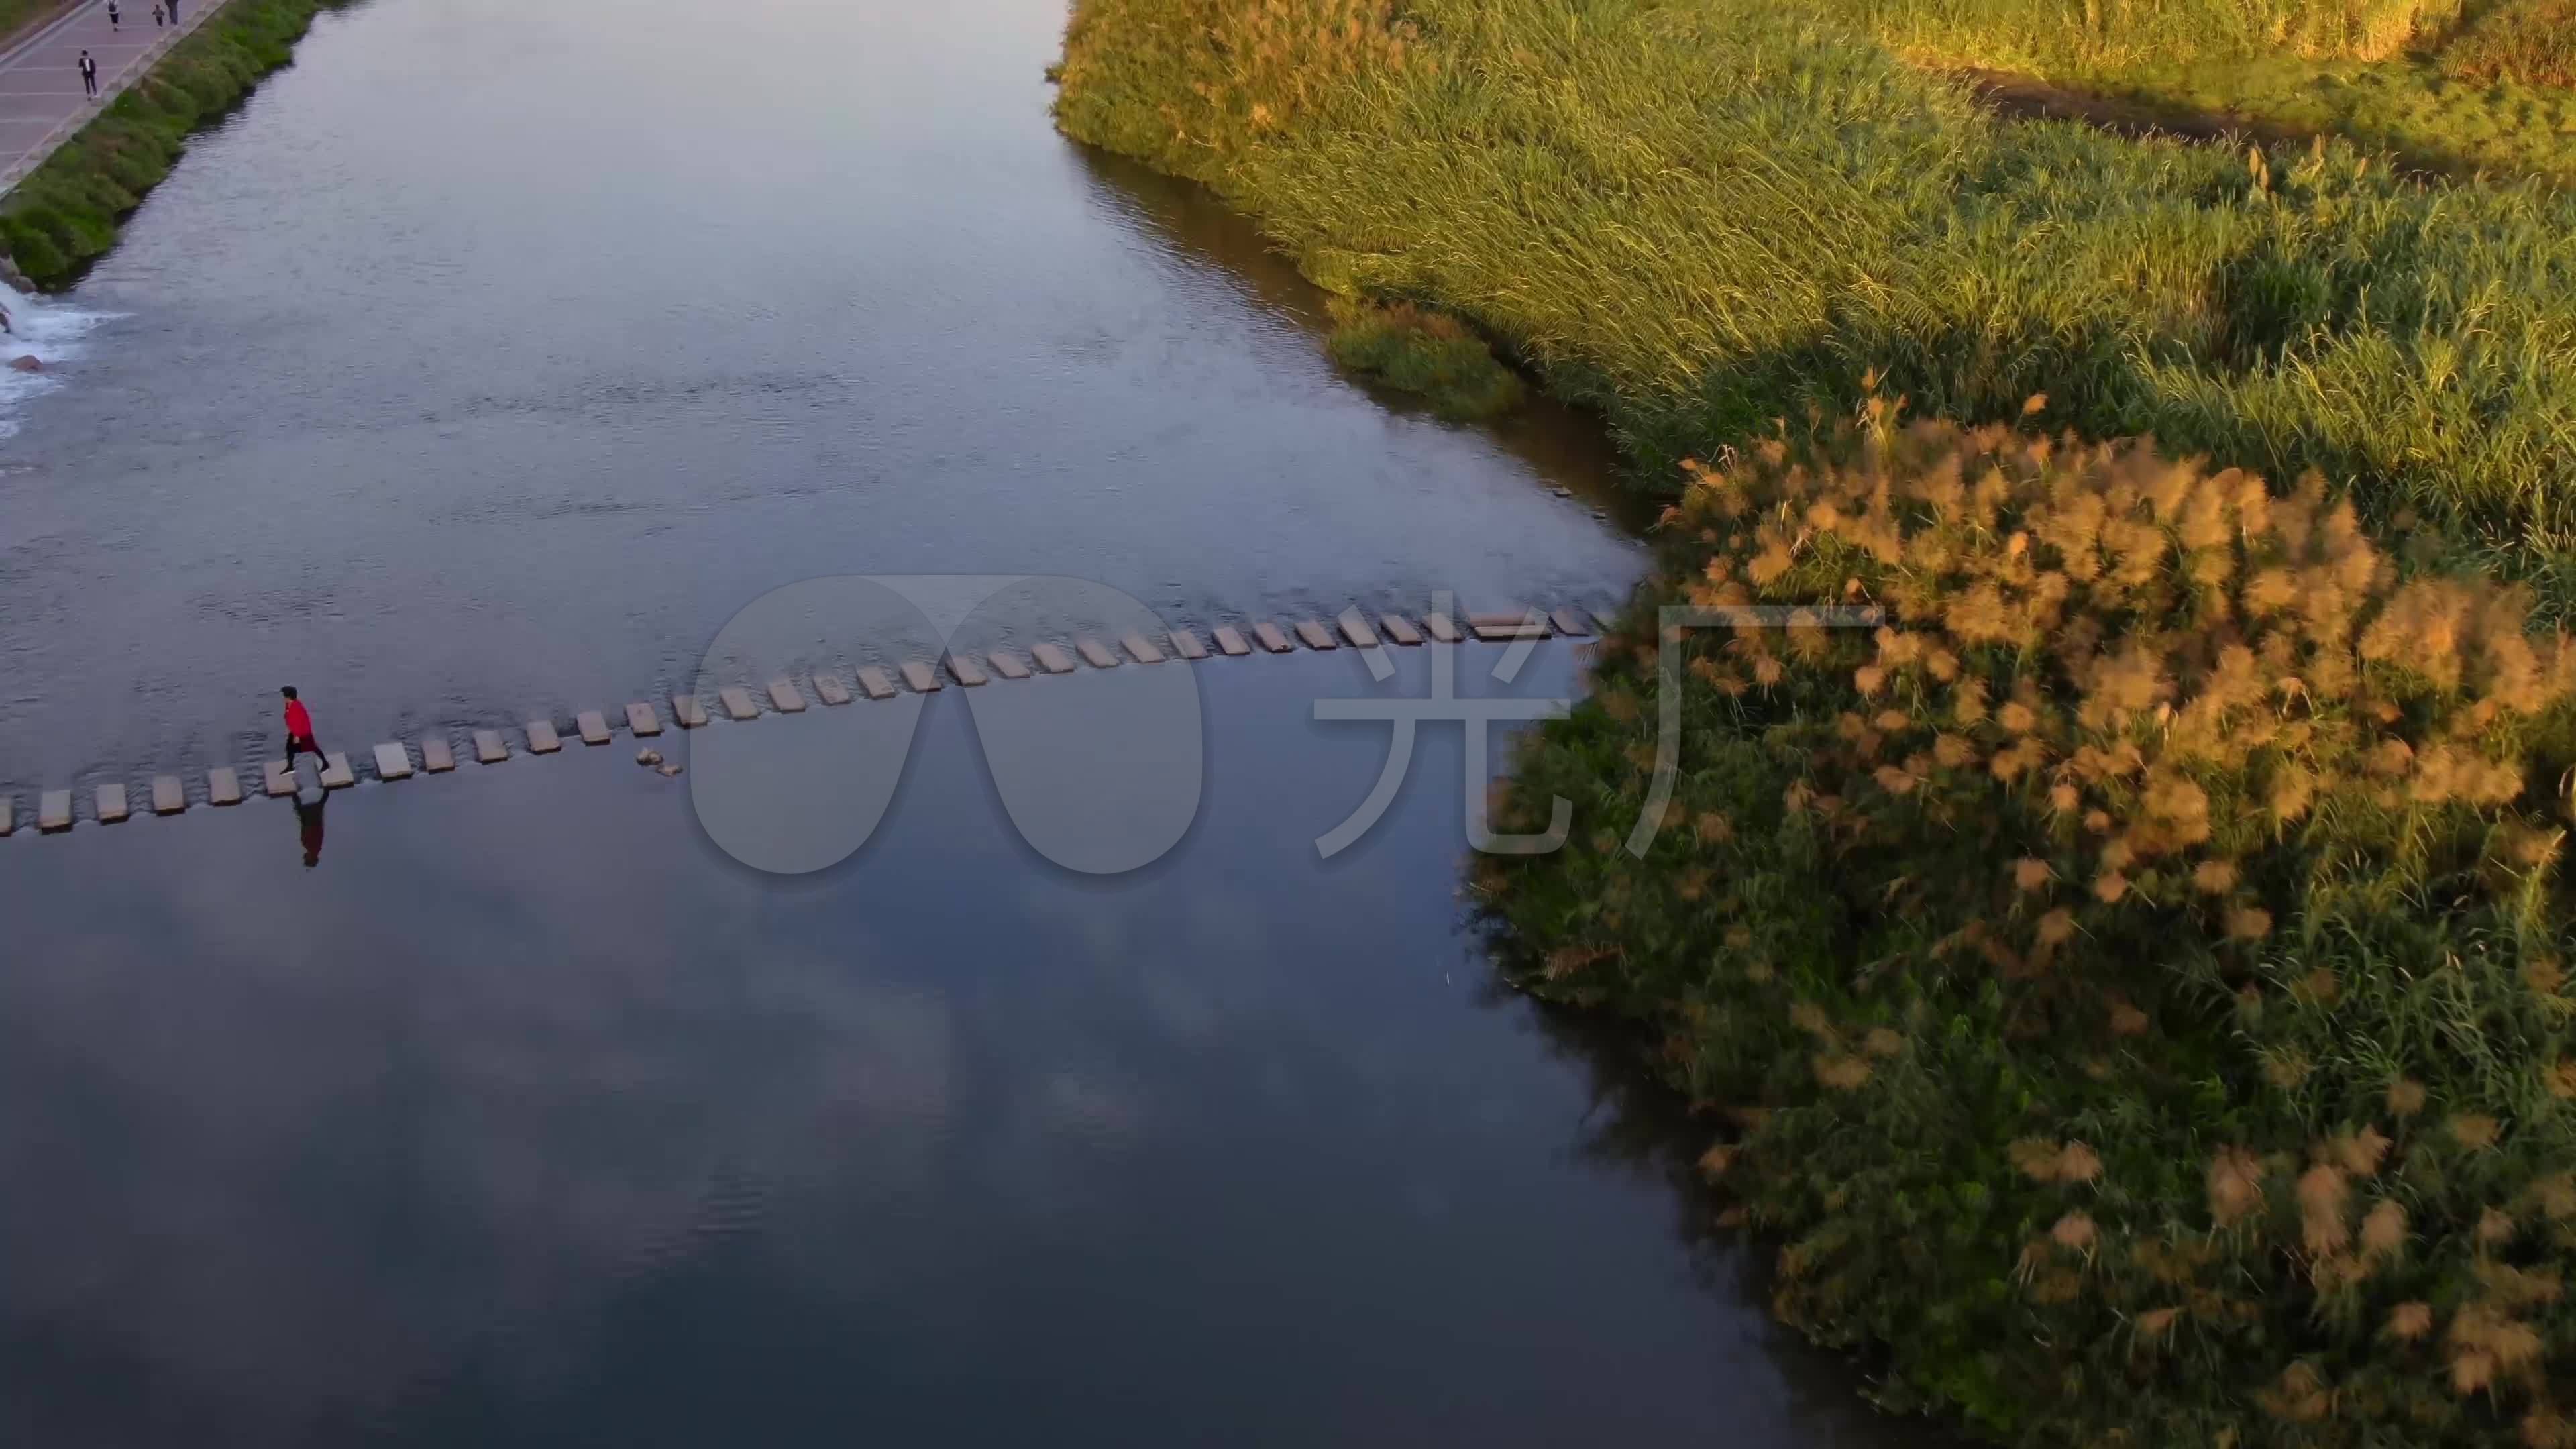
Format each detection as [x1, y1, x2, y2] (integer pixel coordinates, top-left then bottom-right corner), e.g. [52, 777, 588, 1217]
[0, 0, 1921, 1442]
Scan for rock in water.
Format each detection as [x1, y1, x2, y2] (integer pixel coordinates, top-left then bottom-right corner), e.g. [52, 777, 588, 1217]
[656, 763, 683, 777]
[635, 748, 662, 767]
[8, 355, 40, 372]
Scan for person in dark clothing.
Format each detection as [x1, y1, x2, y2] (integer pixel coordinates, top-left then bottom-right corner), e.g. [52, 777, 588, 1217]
[77, 52, 97, 99]
[107, 2, 119, 30]
[151, 3, 162, 26]
[166, 0, 178, 21]
[280, 686, 325, 770]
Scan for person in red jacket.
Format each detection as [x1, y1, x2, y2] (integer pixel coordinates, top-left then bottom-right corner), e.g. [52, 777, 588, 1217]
[280, 686, 325, 770]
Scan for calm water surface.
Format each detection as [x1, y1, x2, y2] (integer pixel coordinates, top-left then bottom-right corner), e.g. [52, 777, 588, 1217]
[0, 0, 1921, 1442]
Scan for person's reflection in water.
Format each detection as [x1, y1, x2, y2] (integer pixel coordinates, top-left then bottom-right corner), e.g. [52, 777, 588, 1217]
[290, 755, 328, 868]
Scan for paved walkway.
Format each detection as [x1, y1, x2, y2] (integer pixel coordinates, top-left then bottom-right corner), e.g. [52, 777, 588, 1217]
[0, 0, 233, 195]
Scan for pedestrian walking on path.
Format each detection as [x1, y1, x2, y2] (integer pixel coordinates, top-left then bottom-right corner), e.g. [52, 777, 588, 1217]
[151, 2, 164, 27]
[77, 52, 97, 99]
[168, 0, 180, 22]
[280, 686, 325, 770]
[107, 1, 120, 30]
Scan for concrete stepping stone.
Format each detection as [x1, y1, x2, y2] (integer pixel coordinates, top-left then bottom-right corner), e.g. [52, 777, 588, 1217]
[1212, 627, 1250, 657]
[1468, 612, 1548, 641]
[1549, 608, 1592, 637]
[320, 753, 357, 789]
[1122, 633, 1165, 664]
[628, 702, 665, 735]
[1380, 614, 1422, 645]
[526, 721, 563, 754]
[945, 653, 987, 686]
[575, 710, 612, 743]
[814, 674, 853, 706]
[1424, 612, 1461, 643]
[0, 795, 11, 836]
[987, 649, 1031, 681]
[672, 694, 708, 729]
[39, 790, 72, 830]
[152, 775, 186, 815]
[1337, 610, 1381, 648]
[1032, 643, 1076, 675]
[1170, 629, 1208, 661]
[718, 688, 759, 722]
[97, 784, 129, 824]
[421, 739, 455, 773]
[766, 680, 806, 714]
[900, 660, 943, 693]
[265, 761, 299, 796]
[1593, 608, 1621, 634]
[1076, 638, 1118, 669]
[209, 767, 244, 805]
[375, 743, 414, 780]
[1293, 620, 1337, 650]
[855, 667, 898, 700]
[1252, 623, 1293, 653]
[474, 731, 509, 765]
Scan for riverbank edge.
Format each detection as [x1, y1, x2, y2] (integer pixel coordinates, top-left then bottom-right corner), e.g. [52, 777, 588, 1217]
[0, 0, 351, 290]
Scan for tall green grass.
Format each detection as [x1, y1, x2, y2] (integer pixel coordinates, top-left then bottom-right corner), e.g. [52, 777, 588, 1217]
[1055, 0, 2576, 612]
[1839, 0, 2458, 70]
[2449, 0, 2576, 86]
[0, 0, 352, 288]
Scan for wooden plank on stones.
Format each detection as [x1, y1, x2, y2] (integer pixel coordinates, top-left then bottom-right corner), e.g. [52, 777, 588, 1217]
[1252, 623, 1293, 653]
[208, 767, 244, 805]
[1294, 620, 1337, 650]
[375, 743, 413, 780]
[152, 776, 186, 815]
[672, 694, 708, 729]
[814, 674, 853, 706]
[474, 731, 508, 765]
[856, 667, 898, 700]
[577, 710, 613, 743]
[526, 720, 564, 753]
[1337, 609, 1381, 648]
[1170, 629, 1208, 661]
[97, 784, 129, 824]
[901, 660, 943, 693]
[1380, 614, 1422, 645]
[1549, 608, 1592, 637]
[627, 702, 663, 736]
[945, 653, 987, 686]
[1076, 639, 1118, 669]
[1423, 612, 1461, 643]
[1212, 627, 1250, 657]
[266, 761, 298, 795]
[987, 650, 1030, 681]
[1122, 633, 1165, 665]
[766, 680, 806, 714]
[320, 753, 357, 790]
[421, 739, 455, 773]
[1032, 643, 1077, 675]
[718, 688, 759, 722]
[39, 790, 72, 830]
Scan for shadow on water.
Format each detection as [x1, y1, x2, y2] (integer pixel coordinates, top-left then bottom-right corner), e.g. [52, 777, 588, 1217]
[1064, 144, 1667, 537]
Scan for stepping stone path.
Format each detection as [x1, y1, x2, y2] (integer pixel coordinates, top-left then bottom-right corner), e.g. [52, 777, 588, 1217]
[97, 784, 129, 824]
[987, 650, 1030, 680]
[577, 710, 613, 743]
[1468, 612, 1547, 641]
[945, 653, 987, 686]
[1294, 621, 1336, 650]
[40, 790, 72, 831]
[629, 702, 665, 735]
[1076, 639, 1118, 669]
[766, 681, 806, 714]
[421, 739, 455, 773]
[1424, 612, 1461, 643]
[856, 667, 898, 700]
[320, 754, 357, 789]
[1212, 627, 1250, 657]
[0, 796, 11, 836]
[152, 776, 186, 815]
[209, 767, 244, 805]
[1550, 608, 1591, 637]
[265, 762, 298, 796]
[900, 661, 941, 693]
[718, 688, 759, 722]
[1381, 614, 1422, 645]
[526, 722, 563, 754]
[1252, 623, 1293, 653]
[375, 743, 414, 780]
[1122, 633, 1165, 665]
[672, 694, 708, 728]
[1032, 643, 1076, 675]
[814, 675, 853, 706]
[475, 731, 509, 765]
[1594, 609, 1621, 633]
[1171, 629, 1208, 661]
[1337, 610, 1381, 648]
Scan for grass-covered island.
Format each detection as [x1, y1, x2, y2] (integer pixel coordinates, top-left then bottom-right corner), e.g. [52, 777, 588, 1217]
[1055, 1, 2576, 1443]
